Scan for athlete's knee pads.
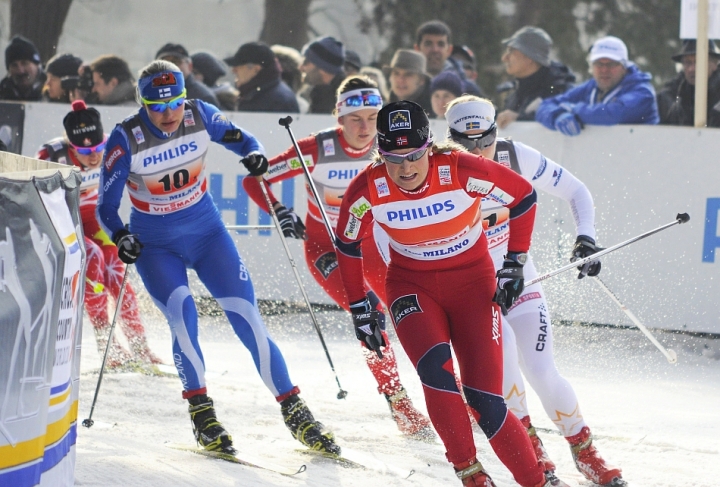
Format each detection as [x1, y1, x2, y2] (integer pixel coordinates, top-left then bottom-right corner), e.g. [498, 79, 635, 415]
[416, 343, 458, 392]
[463, 387, 507, 438]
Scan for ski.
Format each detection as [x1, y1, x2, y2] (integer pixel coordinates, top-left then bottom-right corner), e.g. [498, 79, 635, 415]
[167, 443, 307, 477]
[296, 447, 415, 479]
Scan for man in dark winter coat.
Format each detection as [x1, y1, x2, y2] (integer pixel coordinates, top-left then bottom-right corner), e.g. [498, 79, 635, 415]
[156, 43, 219, 106]
[225, 42, 299, 113]
[657, 39, 720, 127]
[192, 51, 238, 111]
[497, 26, 575, 129]
[0, 35, 46, 101]
[300, 36, 346, 114]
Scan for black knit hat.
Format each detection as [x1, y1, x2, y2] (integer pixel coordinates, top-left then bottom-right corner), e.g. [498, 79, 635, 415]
[63, 100, 104, 147]
[5, 35, 41, 69]
[191, 51, 227, 86]
[377, 100, 431, 152]
[302, 36, 345, 75]
[46, 53, 83, 78]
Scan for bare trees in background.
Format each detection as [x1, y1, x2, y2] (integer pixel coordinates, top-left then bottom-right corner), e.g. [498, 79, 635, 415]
[10, 0, 73, 62]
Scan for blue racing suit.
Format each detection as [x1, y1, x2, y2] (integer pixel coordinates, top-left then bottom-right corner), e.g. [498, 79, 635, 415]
[97, 99, 295, 398]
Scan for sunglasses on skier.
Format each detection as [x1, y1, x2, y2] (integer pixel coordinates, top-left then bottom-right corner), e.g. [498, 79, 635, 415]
[450, 124, 497, 151]
[71, 138, 107, 155]
[141, 89, 187, 113]
[378, 139, 431, 164]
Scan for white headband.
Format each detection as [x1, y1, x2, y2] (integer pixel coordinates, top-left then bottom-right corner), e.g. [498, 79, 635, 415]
[336, 88, 383, 117]
[445, 100, 495, 133]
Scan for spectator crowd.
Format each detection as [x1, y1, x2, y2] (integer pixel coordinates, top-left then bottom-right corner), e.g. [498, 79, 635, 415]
[3, 19, 719, 131]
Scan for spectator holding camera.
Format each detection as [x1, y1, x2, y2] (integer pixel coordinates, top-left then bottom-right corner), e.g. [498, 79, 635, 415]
[43, 53, 83, 103]
[88, 54, 137, 106]
[0, 35, 45, 101]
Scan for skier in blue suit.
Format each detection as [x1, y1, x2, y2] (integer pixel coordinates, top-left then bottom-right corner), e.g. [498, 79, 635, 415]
[96, 59, 340, 456]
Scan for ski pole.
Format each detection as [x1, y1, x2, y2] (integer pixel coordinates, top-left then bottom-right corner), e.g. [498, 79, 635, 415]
[592, 276, 678, 363]
[526, 213, 690, 287]
[82, 265, 130, 428]
[225, 224, 275, 231]
[256, 176, 348, 400]
[278, 116, 337, 243]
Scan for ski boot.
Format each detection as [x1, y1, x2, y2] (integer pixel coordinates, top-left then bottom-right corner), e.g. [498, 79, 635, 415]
[385, 387, 436, 441]
[188, 394, 234, 453]
[520, 416, 557, 473]
[568, 426, 626, 486]
[454, 457, 496, 487]
[280, 393, 341, 456]
[535, 470, 572, 487]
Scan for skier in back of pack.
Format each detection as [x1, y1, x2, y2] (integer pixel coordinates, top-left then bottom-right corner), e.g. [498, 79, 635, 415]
[442, 95, 625, 487]
[96, 60, 339, 456]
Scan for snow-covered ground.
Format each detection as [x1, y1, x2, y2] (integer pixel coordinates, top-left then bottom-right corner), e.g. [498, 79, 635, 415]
[74, 294, 720, 487]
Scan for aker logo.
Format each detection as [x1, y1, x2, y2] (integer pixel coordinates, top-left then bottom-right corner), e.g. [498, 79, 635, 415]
[532, 156, 547, 180]
[390, 294, 422, 325]
[349, 196, 371, 219]
[491, 305, 501, 345]
[496, 151, 511, 168]
[288, 156, 314, 170]
[375, 177, 390, 197]
[104, 145, 125, 171]
[467, 177, 493, 194]
[389, 110, 411, 131]
[152, 72, 177, 87]
[314, 252, 338, 279]
[438, 165, 451, 185]
[344, 215, 362, 239]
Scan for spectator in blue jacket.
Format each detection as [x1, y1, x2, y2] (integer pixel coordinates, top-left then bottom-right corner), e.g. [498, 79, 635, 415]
[536, 36, 659, 136]
[225, 42, 299, 113]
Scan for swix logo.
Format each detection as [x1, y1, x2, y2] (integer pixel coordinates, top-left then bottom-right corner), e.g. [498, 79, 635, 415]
[152, 72, 178, 87]
[386, 200, 455, 222]
[491, 306, 501, 345]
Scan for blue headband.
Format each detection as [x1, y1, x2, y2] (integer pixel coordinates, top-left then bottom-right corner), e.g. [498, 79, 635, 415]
[138, 70, 185, 101]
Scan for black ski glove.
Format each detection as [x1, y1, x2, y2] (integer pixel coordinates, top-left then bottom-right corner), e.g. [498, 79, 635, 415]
[240, 152, 269, 176]
[274, 204, 307, 240]
[350, 296, 386, 359]
[113, 228, 143, 264]
[570, 235, 602, 279]
[493, 252, 526, 315]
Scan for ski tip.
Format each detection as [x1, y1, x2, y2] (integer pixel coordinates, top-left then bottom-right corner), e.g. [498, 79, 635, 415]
[676, 212, 690, 223]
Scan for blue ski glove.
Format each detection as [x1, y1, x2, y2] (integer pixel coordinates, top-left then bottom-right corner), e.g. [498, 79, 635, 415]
[554, 112, 583, 136]
[350, 296, 386, 358]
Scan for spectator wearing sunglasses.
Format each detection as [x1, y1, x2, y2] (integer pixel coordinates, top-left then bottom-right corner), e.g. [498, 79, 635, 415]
[96, 60, 340, 457]
[242, 76, 434, 441]
[536, 36, 658, 136]
[36, 100, 162, 369]
[444, 95, 624, 487]
[88, 54, 137, 106]
[496, 26, 576, 129]
[224, 41, 299, 113]
[333, 100, 569, 487]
